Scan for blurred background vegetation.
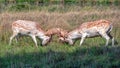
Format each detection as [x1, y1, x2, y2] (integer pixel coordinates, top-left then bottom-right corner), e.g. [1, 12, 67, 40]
[0, 0, 120, 12]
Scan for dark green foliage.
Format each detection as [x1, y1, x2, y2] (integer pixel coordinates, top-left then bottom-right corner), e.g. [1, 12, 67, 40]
[0, 0, 120, 12]
[0, 45, 120, 68]
[7, 3, 33, 11]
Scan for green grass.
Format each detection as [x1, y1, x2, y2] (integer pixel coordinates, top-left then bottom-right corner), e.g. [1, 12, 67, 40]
[0, 37, 120, 68]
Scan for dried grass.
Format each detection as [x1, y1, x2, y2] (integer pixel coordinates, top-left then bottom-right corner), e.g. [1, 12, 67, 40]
[0, 7, 120, 43]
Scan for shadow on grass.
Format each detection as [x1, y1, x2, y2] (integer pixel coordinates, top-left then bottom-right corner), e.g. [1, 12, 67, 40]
[0, 45, 120, 68]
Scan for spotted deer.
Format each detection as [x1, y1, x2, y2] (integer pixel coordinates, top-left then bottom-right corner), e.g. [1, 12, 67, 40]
[59, 20, 114, 46]
[9, 20, 51, 47]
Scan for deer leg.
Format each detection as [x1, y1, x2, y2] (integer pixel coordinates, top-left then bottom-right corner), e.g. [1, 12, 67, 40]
[100, 33, 110, 46]
[9, 32, 18, 45]
[108, 33, 114, 46]
[80, 34, 86, 46]
[30, 35, 38, 47]
[112, 37, 114, 46]
[15, 34, 20, 43]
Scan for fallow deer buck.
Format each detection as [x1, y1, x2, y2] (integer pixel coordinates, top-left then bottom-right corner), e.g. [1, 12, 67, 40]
[9, 20, 51, 47]
[59, 20, 114, 46]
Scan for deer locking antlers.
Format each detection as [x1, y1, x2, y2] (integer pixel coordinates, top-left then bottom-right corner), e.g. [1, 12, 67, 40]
[9, 19, 114, 47]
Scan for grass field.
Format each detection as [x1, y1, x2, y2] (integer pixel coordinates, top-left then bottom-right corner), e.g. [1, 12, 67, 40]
[0, 5, 120, 68]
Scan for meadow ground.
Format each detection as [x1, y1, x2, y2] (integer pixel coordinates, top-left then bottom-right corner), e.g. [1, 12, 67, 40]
[0, 5, 120, 68]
